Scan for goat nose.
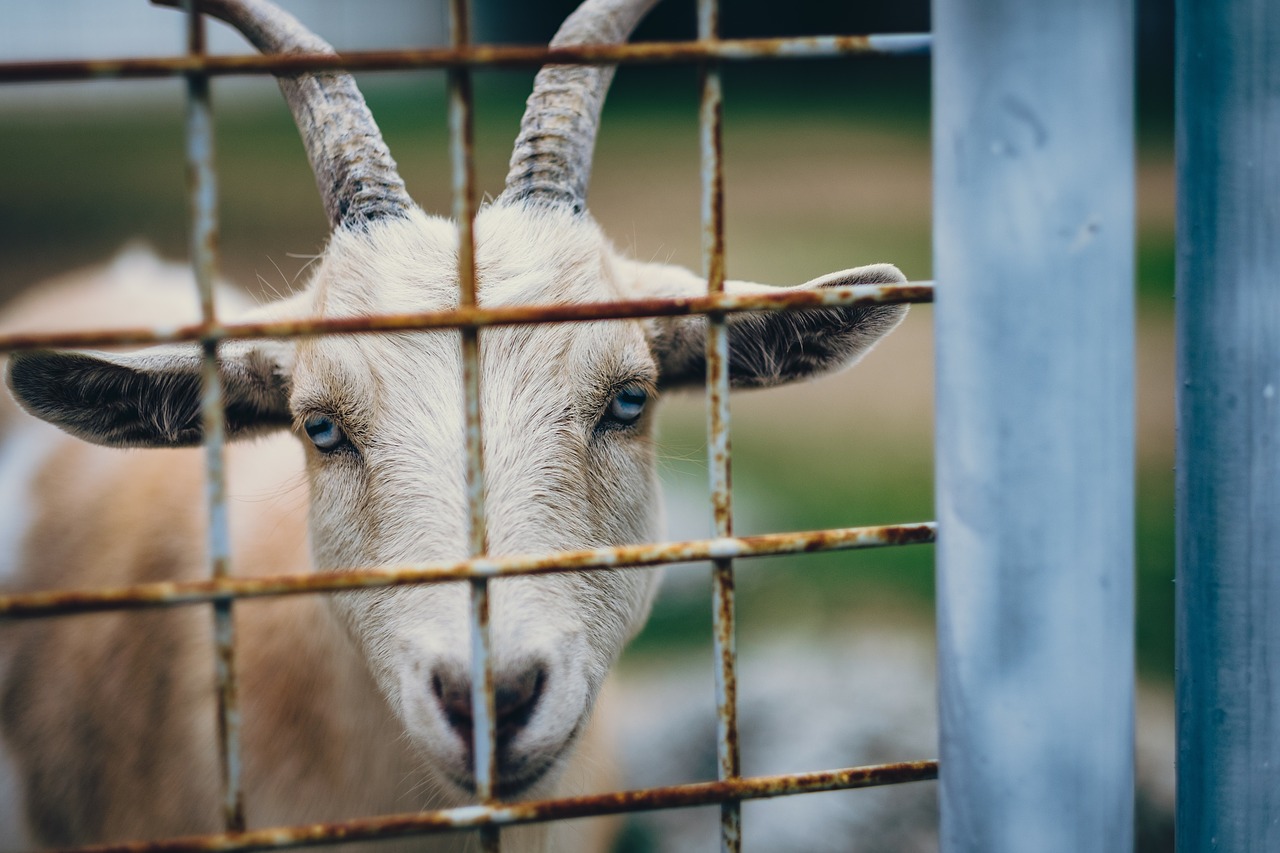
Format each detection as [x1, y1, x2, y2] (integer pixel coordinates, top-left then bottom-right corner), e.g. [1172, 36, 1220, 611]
[431, 662, 547, 750]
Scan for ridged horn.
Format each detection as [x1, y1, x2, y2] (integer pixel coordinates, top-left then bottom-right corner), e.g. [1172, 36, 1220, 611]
[156, 0, 414, 230]
[499, 0, 663, 213]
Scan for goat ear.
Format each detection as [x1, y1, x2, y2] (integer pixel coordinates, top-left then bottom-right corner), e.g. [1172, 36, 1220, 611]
[6, 341, 293, 448]
[642, 263, 910, 389]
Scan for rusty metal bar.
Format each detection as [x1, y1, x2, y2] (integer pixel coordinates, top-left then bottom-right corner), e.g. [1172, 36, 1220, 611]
[0, 523, 935, 619]
[468, 579, 499, 853]
[697, 1, 740, 851]
[54, 760, 938, 853]
[0, 283, 933, 353]
[447, 2, 498, 849]
[0, 34, 931, 84]
[182, 1, 244, 833]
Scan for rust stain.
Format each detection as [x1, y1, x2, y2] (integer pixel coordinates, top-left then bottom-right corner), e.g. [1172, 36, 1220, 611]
[877, 523, 938, 548]
[712, 558, 740, 770]
[212, 602, 245, 832]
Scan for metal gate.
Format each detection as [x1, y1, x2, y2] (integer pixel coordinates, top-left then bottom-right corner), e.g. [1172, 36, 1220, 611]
[0, 2, 935, 851]
[3, 0, 1273, 851]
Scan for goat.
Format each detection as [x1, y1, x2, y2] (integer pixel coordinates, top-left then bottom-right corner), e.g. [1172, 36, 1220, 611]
[0, 0, 908, 849]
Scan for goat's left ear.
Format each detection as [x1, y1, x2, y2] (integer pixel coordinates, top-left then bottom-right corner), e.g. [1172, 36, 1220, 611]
[641, 263, 910, 389]
[6, 340, 293, 448]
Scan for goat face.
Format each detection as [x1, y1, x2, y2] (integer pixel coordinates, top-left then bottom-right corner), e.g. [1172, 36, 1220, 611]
[295, 208, 665, 798]
[4, 0, 908, 802]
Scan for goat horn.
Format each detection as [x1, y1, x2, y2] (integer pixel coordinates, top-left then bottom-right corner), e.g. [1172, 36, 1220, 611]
[156, 0, 414, 230]
[499, 0, 663, 213]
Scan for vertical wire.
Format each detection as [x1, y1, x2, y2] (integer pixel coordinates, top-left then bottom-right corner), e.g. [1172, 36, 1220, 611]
[183, 0, 244, 833]
[448, 1, 498, 850]
[698, 1, 740, 851]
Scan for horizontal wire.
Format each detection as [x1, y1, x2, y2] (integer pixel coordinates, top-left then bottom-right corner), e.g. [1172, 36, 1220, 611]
[57, 760, 938, 853]
[0, 522, 936, 619]
[0, 282, 933, 352]
[0, 33, 931, 84]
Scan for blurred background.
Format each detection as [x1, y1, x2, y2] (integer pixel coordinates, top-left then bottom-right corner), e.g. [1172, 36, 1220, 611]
[0, 1, 1175, 849]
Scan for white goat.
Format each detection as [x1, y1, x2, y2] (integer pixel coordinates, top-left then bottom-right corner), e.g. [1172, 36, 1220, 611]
[0, 0, 907, 850]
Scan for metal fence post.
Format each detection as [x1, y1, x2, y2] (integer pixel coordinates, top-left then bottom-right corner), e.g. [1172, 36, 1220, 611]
[932, 1, 1135, 850]
[1176, 1, 1280, 848]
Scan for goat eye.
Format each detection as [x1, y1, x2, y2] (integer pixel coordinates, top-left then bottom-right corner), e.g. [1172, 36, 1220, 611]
[304, 414, 347, 452]
[604, 385, 648, 427]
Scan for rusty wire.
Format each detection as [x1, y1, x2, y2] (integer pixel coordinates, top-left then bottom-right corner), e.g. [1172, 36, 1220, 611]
[0, 34, 930, 83]
[2, 5, 937, 852]
[181, 0, 245, 833]
[0, 283, 934, 353]
[55, 761, 939, 853]
[696, 1, 742, 850]
[0, 523, 936, 620]
[444, 0, 501, 848]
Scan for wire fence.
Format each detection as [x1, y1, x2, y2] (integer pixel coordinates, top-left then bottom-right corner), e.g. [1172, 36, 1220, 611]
[0, 2, 936, 851]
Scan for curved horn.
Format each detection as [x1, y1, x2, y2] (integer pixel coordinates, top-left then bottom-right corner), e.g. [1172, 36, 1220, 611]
[158, 0, 414, 229]
[499, 0, 663, 213]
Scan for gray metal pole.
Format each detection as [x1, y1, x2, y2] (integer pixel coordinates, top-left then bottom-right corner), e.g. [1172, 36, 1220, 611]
[932, 1, 1135, 850]
[1176, 1, 1280, 849]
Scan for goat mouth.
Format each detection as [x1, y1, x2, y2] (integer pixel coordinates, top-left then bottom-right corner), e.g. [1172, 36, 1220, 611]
[445, 758, 557, 800]
[444, 712, 586, 800]
[435, 706, 586, 799]
[496, 760, 558, 799]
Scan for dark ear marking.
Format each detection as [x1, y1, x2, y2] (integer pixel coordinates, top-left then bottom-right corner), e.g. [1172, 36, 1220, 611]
[651, 263, 910, 389]
[7, 344, 292, 448]
[723, 301, 907, 388]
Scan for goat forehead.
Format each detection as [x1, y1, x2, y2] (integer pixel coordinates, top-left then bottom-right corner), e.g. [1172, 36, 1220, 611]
[293, 204, 651, 420]
[312, 206, 623, 319]
[482, 319, 653, 380]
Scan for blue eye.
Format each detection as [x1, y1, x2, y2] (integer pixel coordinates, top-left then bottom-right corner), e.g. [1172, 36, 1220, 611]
[604, 385, 648, 427]
[304, 414, 347, 452]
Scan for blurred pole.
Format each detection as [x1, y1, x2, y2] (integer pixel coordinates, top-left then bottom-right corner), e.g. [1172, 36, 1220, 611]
[1176, 1, 1280, 849]
[932, 1, 1135, 851]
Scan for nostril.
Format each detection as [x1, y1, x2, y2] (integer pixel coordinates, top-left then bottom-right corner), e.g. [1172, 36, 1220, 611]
[431, 669, 473, 743]
[431, 663, 547, 749]
[495, 664, 546, 742]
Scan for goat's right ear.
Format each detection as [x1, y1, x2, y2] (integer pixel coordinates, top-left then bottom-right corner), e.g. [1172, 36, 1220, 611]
[626, 260, 909, 389]
[6, 341, 293, 448]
